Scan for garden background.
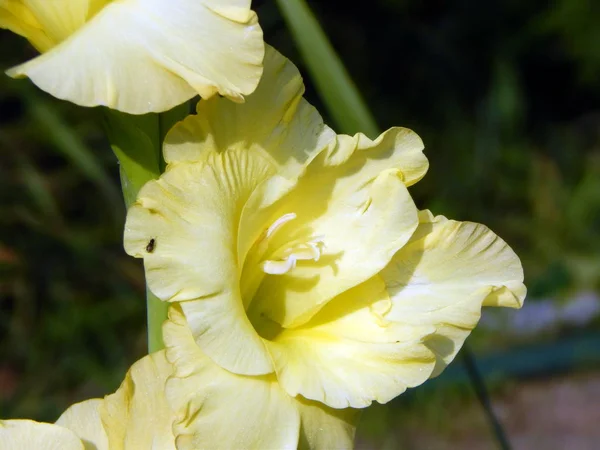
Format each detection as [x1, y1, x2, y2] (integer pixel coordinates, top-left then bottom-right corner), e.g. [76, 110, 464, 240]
[1, 0, 599, 448]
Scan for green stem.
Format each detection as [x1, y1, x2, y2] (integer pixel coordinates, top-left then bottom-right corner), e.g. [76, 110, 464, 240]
[461, 346, 512, 450]
[103, 103, 189, 353]
[146, 288, 169, 353]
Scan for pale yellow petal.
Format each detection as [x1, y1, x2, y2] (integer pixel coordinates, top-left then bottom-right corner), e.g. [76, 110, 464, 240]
[0, 1, 53, 51]
[381, 212, 526, 376]
[263, 277, 436, 408]
[0, 420, 84, 450]
[55, 399, 108, 450]
[250, 154, 421, 328]
[164, 45, 335, 179]
[164, 47, 336, 274]
[0, 0, 134, 51]
[6, 0, 264, 113]
[297, 398, 359, 450]
[14, 0, 95, 44]
[124, 149, 274, 375]
[202, 0, 254, 22]
[178, 295, 272, 376]
[99, 351, 176, 450]
[314, 127, 428, 187]
[163, 305, 301, 450]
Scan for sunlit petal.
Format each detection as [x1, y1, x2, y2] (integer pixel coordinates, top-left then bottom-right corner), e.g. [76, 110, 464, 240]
[124, 149, 275, 375]
[99, 351, 177, 449]
[163, 306, 300, 450]
[55, 399, 108, 450]
[297, 398, 359, 450]
[0, 420, 84, 450]
[5, 0, 264, 113]
[264, 277, 436, 408]
[251, 135, 423, 327]
[381, 211, 526, 376]
[163, 45, 335, 178]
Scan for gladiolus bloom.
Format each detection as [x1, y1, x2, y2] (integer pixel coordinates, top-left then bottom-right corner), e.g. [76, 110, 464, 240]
[124, 45, 525, 421]
[0, 0, 264, 113]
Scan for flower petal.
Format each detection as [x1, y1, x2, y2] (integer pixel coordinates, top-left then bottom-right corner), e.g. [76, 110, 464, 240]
[0, 0, 100, 47]
[163, 305, 301, 450]
[381, 211, 526, 376]
[55, 399, 108, 450]
[99, 351, 176, 450]
[163, 46, 337, 271]
[251, 132, 424, 327]
[264, 277, 436, 408]
[6, 0, 264, 113]
[163, 45, 335, 179]
[0, 1, 54, 52]
[0, 420, 84, 450]
[297, 398, 359, 450]
[315, 128, 428, 187]
[124, 149, 274, 375]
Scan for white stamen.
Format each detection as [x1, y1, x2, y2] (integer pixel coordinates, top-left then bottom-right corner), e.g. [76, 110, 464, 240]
[263, 256, 297, 275]
[307, 242, 321, 261]
[257, 213, 326, 276]
[262, 237, 325, 275]
[266, 212, 297, 238]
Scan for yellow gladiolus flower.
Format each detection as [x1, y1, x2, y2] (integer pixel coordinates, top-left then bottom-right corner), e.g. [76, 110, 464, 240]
[1, 342, 354, 449]
[124, 46, 526, 412]
[0, 351, 177, 449]
[0, 0, 264, 113]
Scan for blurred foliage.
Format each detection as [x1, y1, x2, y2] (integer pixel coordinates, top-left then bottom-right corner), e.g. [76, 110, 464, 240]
[0, 0, 599, 445]
[0, 66, 147, 420]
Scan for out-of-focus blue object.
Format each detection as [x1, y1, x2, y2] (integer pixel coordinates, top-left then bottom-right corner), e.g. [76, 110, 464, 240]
[481, 291, 600, 336]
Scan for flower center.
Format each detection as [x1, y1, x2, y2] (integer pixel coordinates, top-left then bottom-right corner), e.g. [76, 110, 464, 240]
[240, 212, 325, 310]
[260, 213, 325, 275]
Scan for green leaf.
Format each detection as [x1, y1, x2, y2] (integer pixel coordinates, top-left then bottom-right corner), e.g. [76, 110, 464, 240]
[16, 82, 122, 214]
[17, 154, 62, 224]
[276, 0, 379, 138]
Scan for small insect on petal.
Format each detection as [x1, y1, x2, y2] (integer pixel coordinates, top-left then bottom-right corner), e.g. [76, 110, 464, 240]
[146, 239, 156, 253]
